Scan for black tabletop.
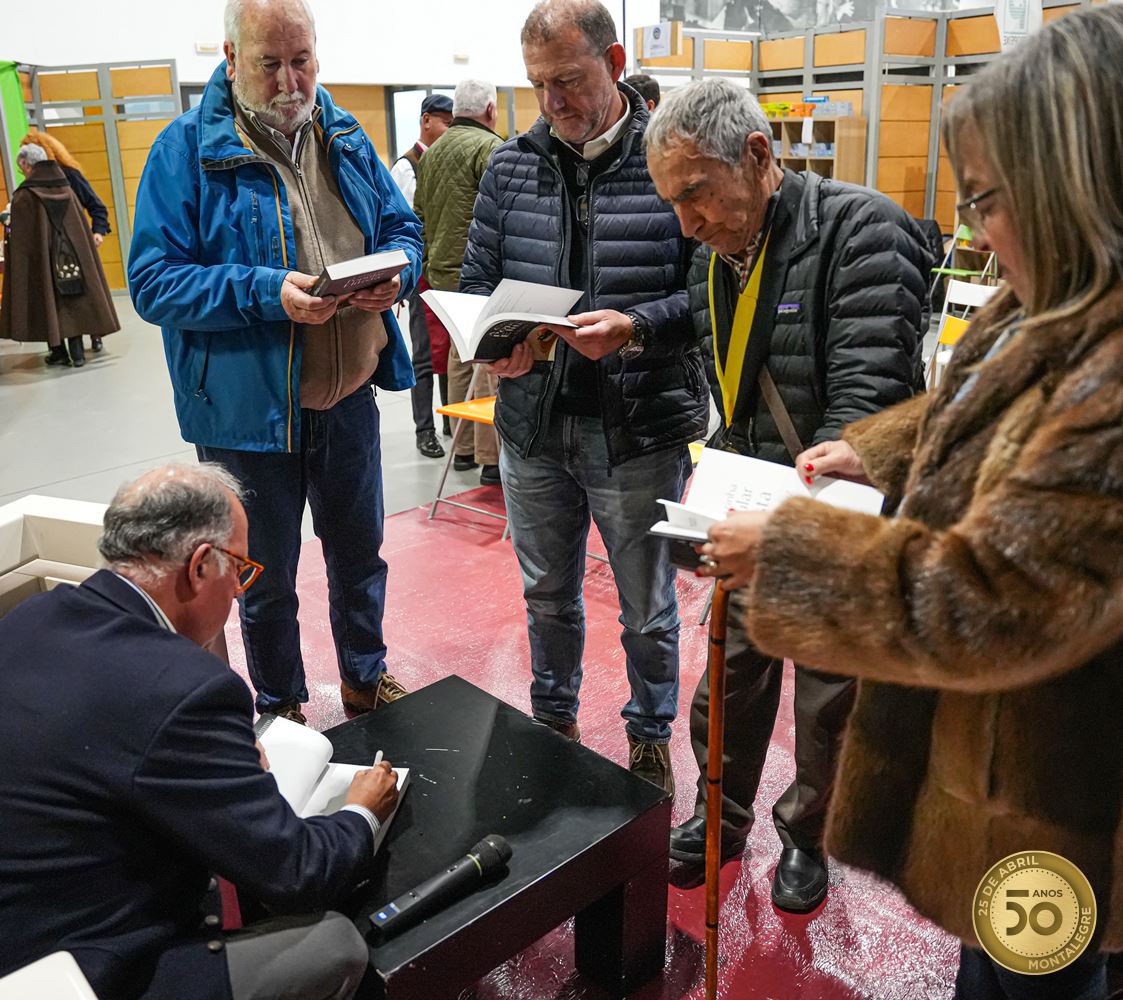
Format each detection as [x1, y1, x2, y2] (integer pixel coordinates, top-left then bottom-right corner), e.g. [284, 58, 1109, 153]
[324, 675, 667, 982]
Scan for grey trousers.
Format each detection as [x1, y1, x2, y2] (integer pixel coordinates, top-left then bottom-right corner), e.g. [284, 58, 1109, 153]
[689, 589, 856, 849]
[226, 911, 368, 1000]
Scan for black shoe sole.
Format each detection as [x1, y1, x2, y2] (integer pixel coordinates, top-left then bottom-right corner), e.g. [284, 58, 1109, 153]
[453, 459, 478, 471]
[418, 445, 445, 458]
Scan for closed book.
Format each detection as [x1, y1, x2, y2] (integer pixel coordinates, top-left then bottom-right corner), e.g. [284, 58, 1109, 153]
[309, 248, 410, 297]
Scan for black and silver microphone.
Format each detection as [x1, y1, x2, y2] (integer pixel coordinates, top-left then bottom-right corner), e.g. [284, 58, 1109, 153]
[368, 834, 512, 941]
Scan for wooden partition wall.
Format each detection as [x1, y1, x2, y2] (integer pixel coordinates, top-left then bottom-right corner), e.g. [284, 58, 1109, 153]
[21, 61, 180, 290]
[636, 1, 1094, 232]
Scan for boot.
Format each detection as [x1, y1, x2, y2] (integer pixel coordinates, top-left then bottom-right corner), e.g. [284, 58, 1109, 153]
[66, 337, 86, 368]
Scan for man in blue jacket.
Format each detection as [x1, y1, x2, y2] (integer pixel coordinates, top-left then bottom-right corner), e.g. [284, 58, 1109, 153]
[129, 0, 422, 724]
[460, 0, 709, 793]
[0, 464, 400, 1000]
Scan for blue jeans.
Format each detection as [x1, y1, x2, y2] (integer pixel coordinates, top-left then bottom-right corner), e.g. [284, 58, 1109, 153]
[499, 413, 691, 743]
[198, 387, 388, 712]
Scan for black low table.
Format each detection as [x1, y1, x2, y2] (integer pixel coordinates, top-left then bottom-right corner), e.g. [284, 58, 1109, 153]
[324, 675, 670, 999]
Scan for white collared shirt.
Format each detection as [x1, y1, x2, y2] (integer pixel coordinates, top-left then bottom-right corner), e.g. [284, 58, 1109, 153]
[552, 98, 631, 161]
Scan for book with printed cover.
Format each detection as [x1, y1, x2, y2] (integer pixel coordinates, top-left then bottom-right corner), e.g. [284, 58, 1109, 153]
[309, 248, 411, 297]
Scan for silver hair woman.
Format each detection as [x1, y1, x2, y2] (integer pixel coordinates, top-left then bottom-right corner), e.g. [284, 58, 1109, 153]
[689, 8, 1123, 997]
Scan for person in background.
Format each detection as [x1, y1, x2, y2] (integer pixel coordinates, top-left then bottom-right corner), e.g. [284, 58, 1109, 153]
[0, 143, 119, 368]
[624, 73, 659, 111]
[391, 93, 454, 460]
[696, 8, 1123, 996]
[21, 128, 112, 353]
[414, 79, 504, 486]
[0, 464, 399, 1000]
[128, 0, 421, 725]
[461, 0, 709, 793]
[645, 77, 929, 912]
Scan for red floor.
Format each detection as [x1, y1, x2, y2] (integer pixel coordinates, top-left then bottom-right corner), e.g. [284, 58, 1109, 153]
[224, 487, 958, 1000]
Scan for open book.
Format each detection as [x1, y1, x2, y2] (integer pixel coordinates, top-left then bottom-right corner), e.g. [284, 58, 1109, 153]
[256, 715, 409, 851]
[421, 279, 583, 362]
[651, 448, 885, 542]
[309, 248, 410, 297]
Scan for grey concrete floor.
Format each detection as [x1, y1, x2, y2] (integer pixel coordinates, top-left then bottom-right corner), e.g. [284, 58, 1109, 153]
[0, 294, 489, 538]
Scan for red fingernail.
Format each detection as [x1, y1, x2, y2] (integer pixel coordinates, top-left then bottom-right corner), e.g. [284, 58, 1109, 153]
[694, 569, 703, 577]
[805, 463, 814, 471]
[805, 476, 813, 484]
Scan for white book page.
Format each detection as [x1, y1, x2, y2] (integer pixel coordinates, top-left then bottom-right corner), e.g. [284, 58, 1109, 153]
[420, 289, 484, 360]
[301, 767, 411, 855]
[258, 716, 333, 816]
[680, 449, 884, 518]
[476, 279, 583, 333]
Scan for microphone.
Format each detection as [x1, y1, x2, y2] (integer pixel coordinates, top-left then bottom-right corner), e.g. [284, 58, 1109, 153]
[368, 834, 512, 941]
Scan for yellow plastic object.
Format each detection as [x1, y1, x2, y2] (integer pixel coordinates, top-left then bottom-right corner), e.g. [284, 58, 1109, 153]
[939, 314, 971, 346]
[435, 396, 496, 425]
[689, 441, 706, 465]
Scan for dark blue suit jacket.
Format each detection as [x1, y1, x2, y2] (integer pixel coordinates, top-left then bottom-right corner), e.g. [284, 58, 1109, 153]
[0, 571, 374, 999]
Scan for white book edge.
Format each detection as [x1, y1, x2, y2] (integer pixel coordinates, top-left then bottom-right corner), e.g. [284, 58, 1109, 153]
[326, 248, 408, 280]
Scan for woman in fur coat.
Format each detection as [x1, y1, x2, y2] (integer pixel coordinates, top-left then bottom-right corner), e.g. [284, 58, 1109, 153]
[697, 8, 1123, 998]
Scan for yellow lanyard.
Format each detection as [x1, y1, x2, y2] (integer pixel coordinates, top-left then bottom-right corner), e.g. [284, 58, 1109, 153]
[708, 234, 771, 428]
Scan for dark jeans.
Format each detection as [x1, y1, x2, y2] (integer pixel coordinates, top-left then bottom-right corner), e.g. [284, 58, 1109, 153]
[689, 590, 856, 847]
[499, 413, 691, 743]
[406, 287, 434, 434]
[955, 945, 1107, 999]
[198, 387, 388, 712]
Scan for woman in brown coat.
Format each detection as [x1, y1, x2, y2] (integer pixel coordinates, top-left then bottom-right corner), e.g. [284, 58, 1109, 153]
[697, 8, 1123, 998]
[0, 144, 119, 367]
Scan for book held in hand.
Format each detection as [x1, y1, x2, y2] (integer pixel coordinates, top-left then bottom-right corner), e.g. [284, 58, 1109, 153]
[256, 714, 409, 852]
[651, 448, 885, 543]
[309, 248, 410, 297]
[421, 279, 583, 362]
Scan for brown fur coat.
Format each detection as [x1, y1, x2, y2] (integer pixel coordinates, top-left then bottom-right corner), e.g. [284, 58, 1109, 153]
[745, 287, 1123, 949]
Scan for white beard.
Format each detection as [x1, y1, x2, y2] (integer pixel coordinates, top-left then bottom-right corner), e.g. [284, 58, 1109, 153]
[233, 76, 315, 133]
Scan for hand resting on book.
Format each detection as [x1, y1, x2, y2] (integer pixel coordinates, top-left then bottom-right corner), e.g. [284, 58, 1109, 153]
[696, 510, 772, 591]
[281, 271, 345, 325]
[550, 309, 633, 361]
[347, 275, 401, 313]
[488, 339, 535, 379]
[347, 760, 401, 822]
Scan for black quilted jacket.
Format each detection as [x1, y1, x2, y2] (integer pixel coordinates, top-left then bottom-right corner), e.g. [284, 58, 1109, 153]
[460, 86, 709, 466]
[690, 170, 930, 466]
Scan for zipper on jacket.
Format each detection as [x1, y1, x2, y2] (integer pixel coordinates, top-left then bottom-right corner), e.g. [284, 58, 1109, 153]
[582, 173, 615, 476]
[194, 333, 213, 404]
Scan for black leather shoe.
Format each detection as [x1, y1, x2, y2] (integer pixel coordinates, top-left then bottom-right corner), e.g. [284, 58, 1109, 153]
[669, 815, 748, 864]
[453, 453, 477, 472]
[771, 847, 828, 912]
[416, 431, 445, 459]
[479, 464, 501, 486]
[46, 347, 70, 366]
[90, 336, 104, 353]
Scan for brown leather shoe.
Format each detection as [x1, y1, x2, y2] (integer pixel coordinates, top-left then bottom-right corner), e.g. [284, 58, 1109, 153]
[340, 672, 409, 713]
[533, 715, 581, 743]
[627, 734, 674, 795]
[266, 702, 307, 726]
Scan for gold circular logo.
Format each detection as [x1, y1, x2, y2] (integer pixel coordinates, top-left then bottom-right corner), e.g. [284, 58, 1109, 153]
[972, 851, 1096, 975]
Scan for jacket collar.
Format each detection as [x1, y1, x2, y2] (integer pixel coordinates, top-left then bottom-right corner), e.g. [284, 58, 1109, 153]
[20, 160, 69, 189]
[517, 82, 650, 167]
[782, 168, 822, 258]
[197, 60, 361, 169]
[450, 117, 501, 138]
[82, 568, 167, 625]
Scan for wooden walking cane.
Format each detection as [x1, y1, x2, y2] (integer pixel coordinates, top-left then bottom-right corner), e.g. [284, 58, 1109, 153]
[704, 583, 731, 1000]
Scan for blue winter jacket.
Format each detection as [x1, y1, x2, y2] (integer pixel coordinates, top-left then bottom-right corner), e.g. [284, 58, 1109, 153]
[128, 63, 421, 453]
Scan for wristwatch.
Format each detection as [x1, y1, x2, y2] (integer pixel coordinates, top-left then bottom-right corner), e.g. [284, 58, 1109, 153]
[618, 310, 648, 360]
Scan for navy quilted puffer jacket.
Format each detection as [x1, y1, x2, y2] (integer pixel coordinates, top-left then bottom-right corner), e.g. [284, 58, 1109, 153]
[460, 86, 709, 466]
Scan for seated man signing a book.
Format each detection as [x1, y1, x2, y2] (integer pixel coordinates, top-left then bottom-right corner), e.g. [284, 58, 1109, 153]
[645, 78, 930, 911]
[0, 465, 399, 1000]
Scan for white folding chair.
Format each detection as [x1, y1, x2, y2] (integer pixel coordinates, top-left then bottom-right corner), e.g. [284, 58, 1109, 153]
[928, 279, 1001, 390]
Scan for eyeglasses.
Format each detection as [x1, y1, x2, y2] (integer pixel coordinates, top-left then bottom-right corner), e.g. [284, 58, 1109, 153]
[214, 546, 264, 593]
[956, 186, 1001, 237]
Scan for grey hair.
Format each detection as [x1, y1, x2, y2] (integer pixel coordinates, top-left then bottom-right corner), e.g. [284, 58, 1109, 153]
[224, 0, 316, 48]
[98, 463, 245, 583]
[645, 78, 771, 166]
[521, 0, 619, 55]
[454, 79, 497, 117]
[17, 143, 48, 169]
